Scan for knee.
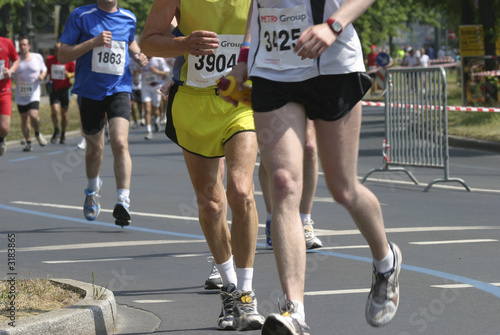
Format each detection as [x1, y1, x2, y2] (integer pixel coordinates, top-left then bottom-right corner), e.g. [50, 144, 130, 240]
[273, 168, 301, 202]
[226, 182, 255, 212]
[111, 136, 128, 154]
[329, 182, 360, 209]
[198, 196, 225, 218]
[304, 141, 317, 163]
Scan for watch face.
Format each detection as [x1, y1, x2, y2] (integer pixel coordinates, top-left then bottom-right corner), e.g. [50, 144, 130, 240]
[332, 21, 342, 33]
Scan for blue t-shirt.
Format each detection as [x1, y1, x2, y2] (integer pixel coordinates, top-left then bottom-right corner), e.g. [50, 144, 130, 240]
[60, 4, 136, 100]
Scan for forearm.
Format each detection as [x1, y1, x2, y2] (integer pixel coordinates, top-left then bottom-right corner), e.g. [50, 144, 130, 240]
[327, 0, 376, 28]
[10, 59, 20, 73]
[58, 39, 96, 64]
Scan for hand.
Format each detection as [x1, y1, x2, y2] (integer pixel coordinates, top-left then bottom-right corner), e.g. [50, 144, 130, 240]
[3, 68, 12, 79]
[94, 31, 113, 47]
[294, 23, 336, 60]
[135, 52, 148, 67]
[184, 30, 219, 56]
[160, 79, 175, 97]
[37, 74, 45, 82]
[219, 62, 248, 107]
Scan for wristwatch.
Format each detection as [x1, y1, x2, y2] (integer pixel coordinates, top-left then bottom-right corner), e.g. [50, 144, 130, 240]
[326, 18, 343, 35]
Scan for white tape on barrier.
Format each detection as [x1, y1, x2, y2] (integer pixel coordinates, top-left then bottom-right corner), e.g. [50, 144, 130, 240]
[362, 101, 500, 113]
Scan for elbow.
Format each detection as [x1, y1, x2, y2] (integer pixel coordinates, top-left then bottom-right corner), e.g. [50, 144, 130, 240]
[139, 36, 151, 56]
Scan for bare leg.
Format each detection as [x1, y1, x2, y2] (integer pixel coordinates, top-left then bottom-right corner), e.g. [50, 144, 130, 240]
[254, 102, 307, 302]
[314, 102, 389, 260]
[224, 131, 259, 269]
[108, 117, 131, 190]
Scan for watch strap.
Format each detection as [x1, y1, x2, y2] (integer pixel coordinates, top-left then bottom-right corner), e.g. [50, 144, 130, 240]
[325, 18, 343, 35]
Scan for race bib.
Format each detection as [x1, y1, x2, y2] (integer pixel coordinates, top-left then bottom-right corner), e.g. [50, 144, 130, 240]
[186, 34, 240, 88]
[0, 60, 4, 80]
[255, 5, 313, 70]
[18, 81, 35, 97]
[51, 64, 66, 80]
[91, 40, 126, 76]
[143, 72, 157, 85]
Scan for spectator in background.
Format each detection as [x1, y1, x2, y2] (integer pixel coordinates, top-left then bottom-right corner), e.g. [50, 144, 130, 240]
[438, 46, 446, 59]
[46, 42, 75, 144]
[14, 36, 48, 152]
[402, 47, 420, 67]
[420, 48, 430, 67]
[366, 44, 378, 94]
[0, 35, 20, 156]
[425, 43, 436, 60]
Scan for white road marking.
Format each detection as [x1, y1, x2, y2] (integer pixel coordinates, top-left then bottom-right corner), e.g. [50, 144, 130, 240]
[431, 283, 500, 289]
[43, 258, 133, 264]
[314, 226, 500, 236]
[410, 239, 498, 245]
[134, 300, 174, 304]
[0, 240, 206, 253]
[11, 201, 200, 221]
[317, 245, 370, 250]
[305, 288, 370, 296]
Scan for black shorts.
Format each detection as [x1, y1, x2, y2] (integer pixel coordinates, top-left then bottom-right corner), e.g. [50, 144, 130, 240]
[250, 72, 372, 121]
[17, 101, 40, 114]
[78, 92, 131, 135]
[49, 86, 71, 109]
[131, 89, 142, 104]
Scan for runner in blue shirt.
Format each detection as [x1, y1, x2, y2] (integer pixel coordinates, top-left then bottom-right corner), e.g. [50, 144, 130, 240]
[58, 0, 148, 227]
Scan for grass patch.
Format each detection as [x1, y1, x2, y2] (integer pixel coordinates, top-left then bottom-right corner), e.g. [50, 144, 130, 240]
[0, 277, 82, 322]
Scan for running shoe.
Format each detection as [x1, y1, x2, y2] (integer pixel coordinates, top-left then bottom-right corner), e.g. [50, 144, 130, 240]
[303, 219, 323, 249]
[265, 218, 273, 250]
[83, 179, 102, 221]
[77, 138, 86, 150]
[131, 121, 139, 129]
[36, 134, 47, 146]
[23, 143, 32, 152]
[204, 256, 223, 290]
[0, 140, 6, 156]
[59, 133, 66, 144]
[262, 300, 310, 335]
[145, 131, 153, 140]
[50, 128, 60, 144]
[365, 242, 402, 327]
[233, 289, 265, 331]
[113, 195, 131, 227]
[217, 284, 236, 330]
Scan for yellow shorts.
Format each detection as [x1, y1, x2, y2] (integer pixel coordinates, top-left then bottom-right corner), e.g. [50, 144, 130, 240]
[166, 84, 255, 158]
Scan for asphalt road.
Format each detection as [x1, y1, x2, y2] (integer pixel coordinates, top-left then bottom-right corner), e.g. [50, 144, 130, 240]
[1, 106, 499, 335]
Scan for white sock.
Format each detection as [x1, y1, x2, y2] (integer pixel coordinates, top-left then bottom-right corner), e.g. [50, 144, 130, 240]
[291, 300, 305, 321]
[300, 213, 311, 223]
[117, 188, 130, 202]
[216, 256, 237, 288]
[87, 177, 100, 192]
[373, 244, 394, 274]
[146, 124, 152, 132]
[236, 268, 253, 292]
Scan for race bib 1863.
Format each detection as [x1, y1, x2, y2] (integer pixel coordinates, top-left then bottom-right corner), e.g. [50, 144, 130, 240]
[91, 40, 126, 76]
[255, 5, 313, 70]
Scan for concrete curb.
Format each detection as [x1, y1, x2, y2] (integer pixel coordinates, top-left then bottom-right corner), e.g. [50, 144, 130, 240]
[449, 135, 500, 153]
[0, 278, 117, 335]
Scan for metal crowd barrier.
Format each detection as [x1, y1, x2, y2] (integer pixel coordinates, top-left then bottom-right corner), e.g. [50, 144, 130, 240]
[361, 66, 471, 192]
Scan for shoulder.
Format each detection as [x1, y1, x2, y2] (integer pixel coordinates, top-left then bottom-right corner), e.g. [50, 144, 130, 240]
[117, 8, 137, 23]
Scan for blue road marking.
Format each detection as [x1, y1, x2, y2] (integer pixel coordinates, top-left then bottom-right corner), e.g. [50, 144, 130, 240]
[9, 156, 38, 162]
[2, 202, 500, 300]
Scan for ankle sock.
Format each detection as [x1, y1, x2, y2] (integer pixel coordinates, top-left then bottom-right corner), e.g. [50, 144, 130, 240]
[236, 267, 253, 292]
[87, 177, 100, 192]
[373, 244, 394, 274]
[216, 256, 237, 288]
